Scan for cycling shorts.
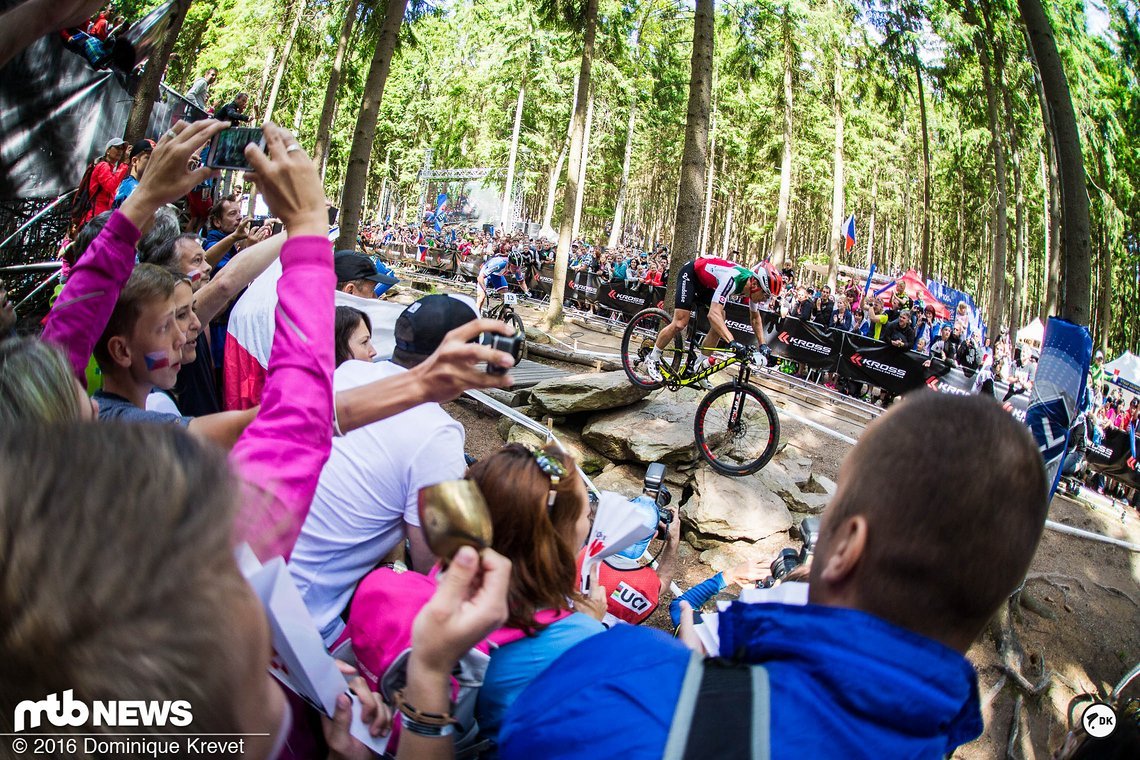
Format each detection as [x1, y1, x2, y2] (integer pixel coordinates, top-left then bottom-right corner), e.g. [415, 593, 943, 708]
[675, 260, 713, 312]
[480, 274, 509, 293]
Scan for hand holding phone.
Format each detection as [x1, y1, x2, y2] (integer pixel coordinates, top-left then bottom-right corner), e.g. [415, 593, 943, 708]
[206, 127, 266, 170]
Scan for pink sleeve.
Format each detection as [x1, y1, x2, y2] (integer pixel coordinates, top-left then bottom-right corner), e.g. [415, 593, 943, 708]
[230, 236, 334, 562]
[40, 210, 140, 384]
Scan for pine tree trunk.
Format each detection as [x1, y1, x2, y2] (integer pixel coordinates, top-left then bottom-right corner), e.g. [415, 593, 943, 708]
[972, 6, 1009, 338]
[1098, 227, 1111, 352]
[1018, 0, 1091, 325]
[771, 6, 794, 268]
[915, 56, 932, 278]
[541, 139, 568, 234]
[608, 103, 636, 249]
[571, 89, 594, 240]
[501, 86, 526, 229]
[698, 108, 717, 256]
[866, 171, 877, 269]
[721, 198, 734, 258]
[826, 58, 844, 290]
[124, 0, 193, 145]
[663, 0, 714, 310]
[541, 0, 597, 329]
[265, 0, 307, 123]
[313, 0, 361, 179]
[336, 0, 409, 252]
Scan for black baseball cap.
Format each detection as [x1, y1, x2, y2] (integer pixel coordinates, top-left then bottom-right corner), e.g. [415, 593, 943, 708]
[392, 295, 478, 366]
[334, 251, 399, 286]
[132, 139, 155, 156]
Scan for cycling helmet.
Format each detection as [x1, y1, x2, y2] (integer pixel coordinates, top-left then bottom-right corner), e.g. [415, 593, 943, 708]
[508, 251, 524, 268]
[750, 261, 782, 299]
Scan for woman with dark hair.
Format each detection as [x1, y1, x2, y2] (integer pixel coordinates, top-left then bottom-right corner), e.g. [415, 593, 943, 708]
[466, 442, 605, 750]
[334, 306, 375, 366]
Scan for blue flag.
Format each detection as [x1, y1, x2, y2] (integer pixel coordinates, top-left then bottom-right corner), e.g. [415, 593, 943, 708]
[1025, 318, 1092, 498]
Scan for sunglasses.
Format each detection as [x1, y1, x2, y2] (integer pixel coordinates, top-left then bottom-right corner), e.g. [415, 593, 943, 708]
[527, 446, 568, 508]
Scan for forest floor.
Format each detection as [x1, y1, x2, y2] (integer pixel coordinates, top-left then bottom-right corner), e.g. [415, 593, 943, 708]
[426, 284, 1139, 757]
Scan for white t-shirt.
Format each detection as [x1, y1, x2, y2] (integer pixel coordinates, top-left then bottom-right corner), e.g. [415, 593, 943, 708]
[145, 390, 183, 416]
[288, 360, 467, 644]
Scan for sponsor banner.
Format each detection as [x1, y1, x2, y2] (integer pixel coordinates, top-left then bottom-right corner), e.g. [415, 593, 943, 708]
[765, 316, 839, 368]
[923, 366, 1030, 419]
[568, 271, 600, 300]
[596, 281, 665, 318]
[1084, 428, 1140, 490]
[839, 333, 930, 395]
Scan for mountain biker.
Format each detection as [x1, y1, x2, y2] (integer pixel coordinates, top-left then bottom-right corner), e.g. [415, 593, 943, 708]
[477, 250, 529, 315]
[644, 257, 781, 381]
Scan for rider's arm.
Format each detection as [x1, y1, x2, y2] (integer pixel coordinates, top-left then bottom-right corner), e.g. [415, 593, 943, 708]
[749, 302, 764, 341]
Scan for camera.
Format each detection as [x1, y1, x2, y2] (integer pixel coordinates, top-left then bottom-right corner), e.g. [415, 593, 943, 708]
[643, 462, 673, 537]
[480, 331, 523, 375]
[757, 517, 820, 588]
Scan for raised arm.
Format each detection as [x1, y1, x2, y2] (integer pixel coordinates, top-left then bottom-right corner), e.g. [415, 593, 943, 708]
[228, 124, 334, 562]
[194, 232, 286, 325]
[41, 119, 228, 384]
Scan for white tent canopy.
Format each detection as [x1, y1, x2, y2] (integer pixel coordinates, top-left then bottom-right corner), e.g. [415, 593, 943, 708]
[1104, 350, 1140, 391]
[1017, 317, 1045, 345]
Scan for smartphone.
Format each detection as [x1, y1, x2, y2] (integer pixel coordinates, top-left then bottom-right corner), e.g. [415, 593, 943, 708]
[327, 206, 339, 226]
[248, 218, 266, 229]
[205, 127, 265, 171]
[271, 221, 284, 235]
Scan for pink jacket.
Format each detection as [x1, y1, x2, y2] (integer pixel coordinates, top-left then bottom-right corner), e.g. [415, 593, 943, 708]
[42, 210, 139, 384]
[41, 211, 334, 562]
[231, 237, 334, 561]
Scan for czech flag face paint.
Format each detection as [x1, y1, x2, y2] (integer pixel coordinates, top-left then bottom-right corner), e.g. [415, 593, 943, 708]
[144, 351, 171, 371]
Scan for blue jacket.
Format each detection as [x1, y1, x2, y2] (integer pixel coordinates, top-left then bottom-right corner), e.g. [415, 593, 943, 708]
[499, 603, 983, 759]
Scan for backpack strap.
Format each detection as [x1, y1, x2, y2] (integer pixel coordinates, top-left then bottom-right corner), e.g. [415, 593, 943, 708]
[663, 654, 770, 760]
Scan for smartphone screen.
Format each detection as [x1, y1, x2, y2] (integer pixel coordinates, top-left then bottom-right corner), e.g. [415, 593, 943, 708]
[206, 127, 264, 170]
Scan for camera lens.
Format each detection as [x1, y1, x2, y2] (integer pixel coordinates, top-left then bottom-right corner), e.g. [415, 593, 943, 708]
[770, 548, 801, 580]
[479, 332, 522, 375]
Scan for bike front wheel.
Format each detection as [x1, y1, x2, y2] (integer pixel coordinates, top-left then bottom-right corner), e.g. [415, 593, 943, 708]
[621, 308, 683, 390]
[694, 383, 781, 476]
[507, 311, 528, 361]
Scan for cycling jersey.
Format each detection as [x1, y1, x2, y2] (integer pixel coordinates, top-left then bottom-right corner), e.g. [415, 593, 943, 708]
[479, 256, 513, 278]
[694, 258, 761, 311]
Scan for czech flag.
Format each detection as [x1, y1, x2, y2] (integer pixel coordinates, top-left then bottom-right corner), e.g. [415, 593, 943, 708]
[844, 214, 856, 252]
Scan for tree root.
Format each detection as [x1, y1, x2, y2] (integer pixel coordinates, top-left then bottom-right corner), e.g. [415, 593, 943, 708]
[1018, 589, 1057, 621]
[1026, 572, 1140, 608]
[1006, 694, 1024, 760]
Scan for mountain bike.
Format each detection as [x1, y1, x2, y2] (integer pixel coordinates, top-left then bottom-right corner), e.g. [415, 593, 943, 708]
[620, 306, 780, 476]
[483, 289, 528, 361]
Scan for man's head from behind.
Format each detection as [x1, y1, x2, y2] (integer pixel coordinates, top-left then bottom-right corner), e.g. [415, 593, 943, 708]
[392, 294, 477, 369]
[0, 422, 287, 753]
[334, 251, 397, 300]
[808, 392, 1047, 653]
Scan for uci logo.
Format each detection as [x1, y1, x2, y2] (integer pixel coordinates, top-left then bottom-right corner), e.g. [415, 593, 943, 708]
[610, 582, 651, 614]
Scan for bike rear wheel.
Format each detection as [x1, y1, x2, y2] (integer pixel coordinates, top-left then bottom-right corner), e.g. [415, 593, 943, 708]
[621, 308, 684, 390]
[694, 382, 780, 476]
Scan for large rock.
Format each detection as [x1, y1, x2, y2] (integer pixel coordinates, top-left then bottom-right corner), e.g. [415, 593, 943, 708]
[686, 469, 794, 542]
[529, 371, 650, 415]
[582, 392, 700, 466]
[698, 534, 794, 578]
[591, 464, 644, 499]
[505, 423, 612, 475]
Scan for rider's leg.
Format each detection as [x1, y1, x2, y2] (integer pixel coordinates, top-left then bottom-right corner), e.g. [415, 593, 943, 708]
[476, 278, 487, 314]
[651, 309, 690, 357]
